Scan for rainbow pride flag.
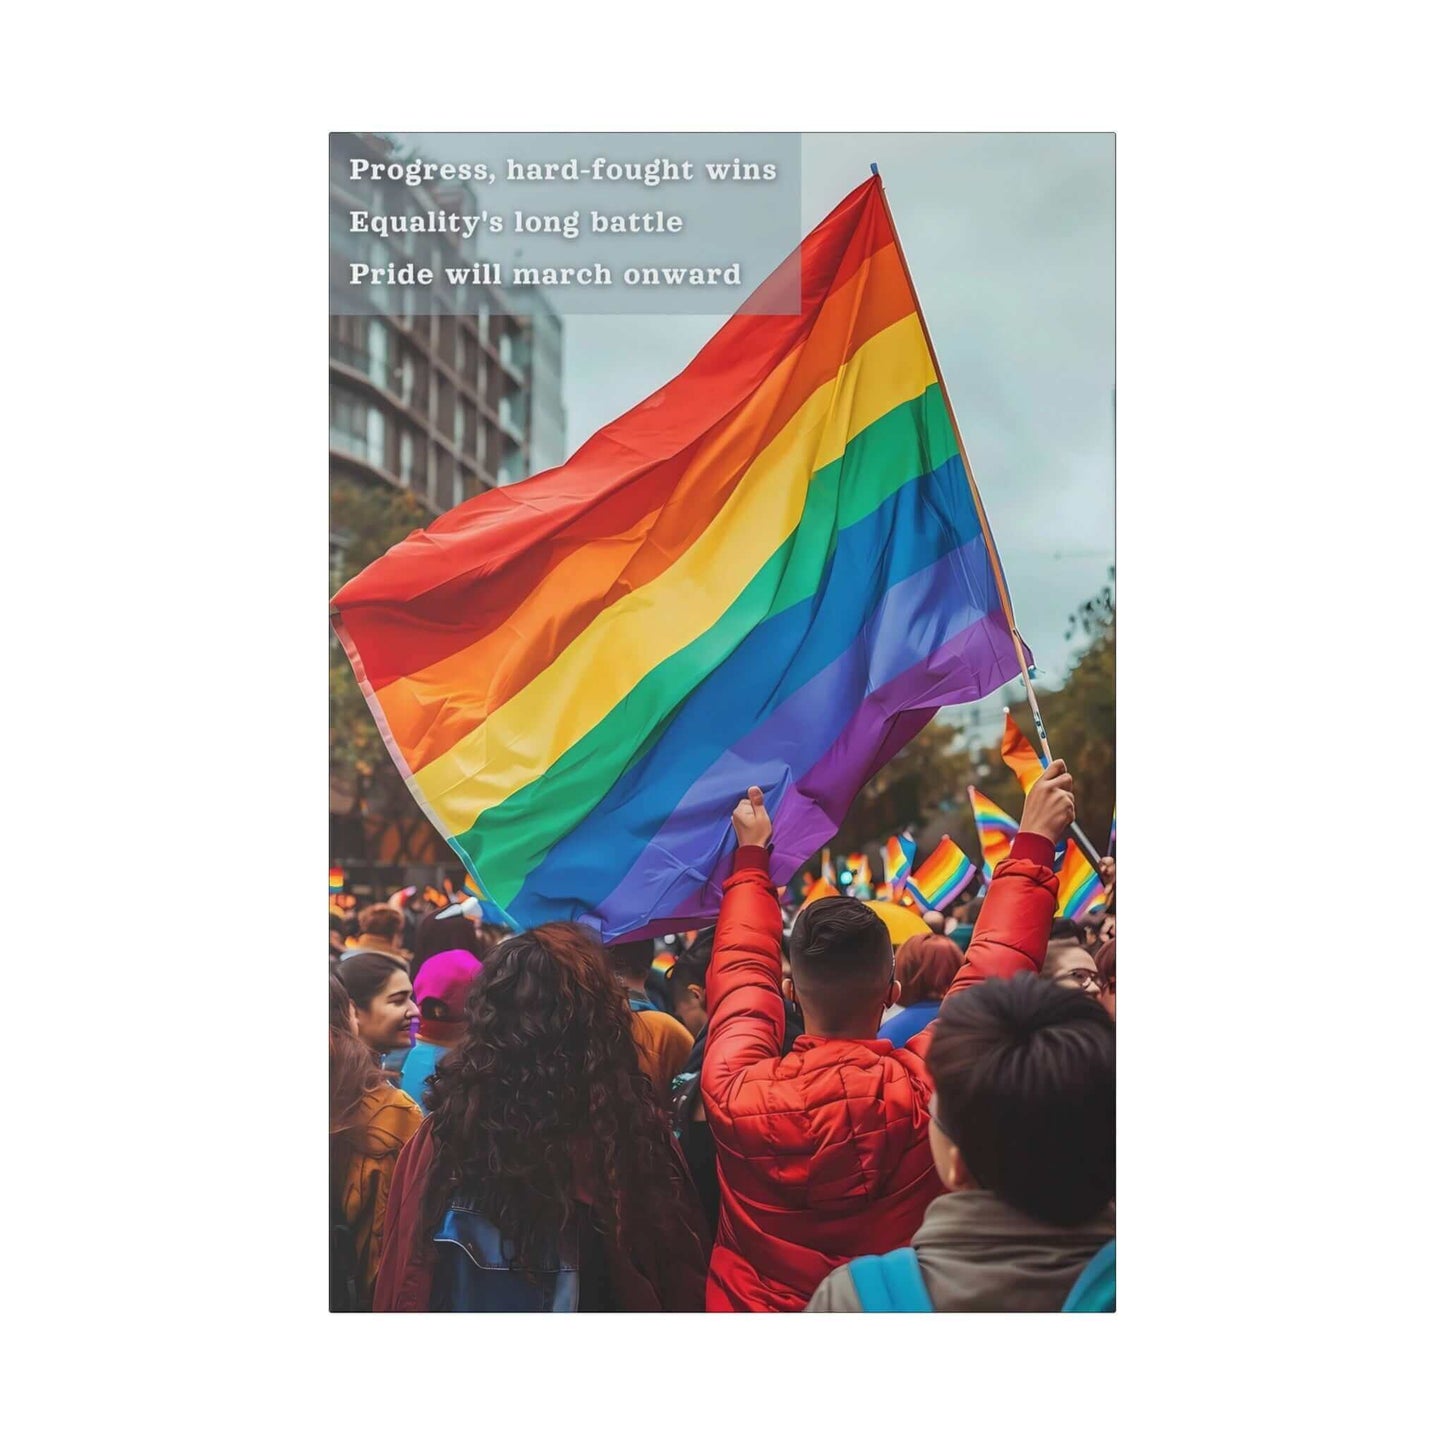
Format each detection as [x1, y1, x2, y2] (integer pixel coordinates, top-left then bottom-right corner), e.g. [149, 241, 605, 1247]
[331, 176, 1027, 942]
[968, 786, 1019, 880]
[884, 832, 917, 900]
[328, 868, 345, 894]
[903, 836, 977, 911]
[1000, 709, 1045, 793]
[1055, 839, 1107, 918]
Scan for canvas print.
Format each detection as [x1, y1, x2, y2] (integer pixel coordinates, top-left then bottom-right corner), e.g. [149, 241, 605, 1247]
[328, 132, 1115, 1313]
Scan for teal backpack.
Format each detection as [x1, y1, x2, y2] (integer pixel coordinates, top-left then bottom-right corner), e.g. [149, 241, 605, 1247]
[847, 1238, 1116, 1313]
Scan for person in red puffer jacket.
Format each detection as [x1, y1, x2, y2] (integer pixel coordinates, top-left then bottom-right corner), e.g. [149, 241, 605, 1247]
[701, 761, 1076, 1312]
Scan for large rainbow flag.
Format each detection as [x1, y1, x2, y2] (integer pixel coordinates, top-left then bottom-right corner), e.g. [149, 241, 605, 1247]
[903, 836, 977, 911]
[1055, 839, 1107, 918]
[331, 176, 1027, 942]
[968, 786, 1019, 880]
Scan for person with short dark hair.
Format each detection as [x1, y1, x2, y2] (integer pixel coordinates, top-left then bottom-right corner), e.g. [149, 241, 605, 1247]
[703, 764, 1076, 1312]
[608, 937, 694, 1099]
[807, 973, 1115, 1311]
[877, 933, 965, 1046]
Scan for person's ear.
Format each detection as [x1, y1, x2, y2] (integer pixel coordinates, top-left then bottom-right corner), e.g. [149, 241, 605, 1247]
[945, 1144, 968, 1191]
[689, 985, 705, 1009]
[888, 977, 901, 1008]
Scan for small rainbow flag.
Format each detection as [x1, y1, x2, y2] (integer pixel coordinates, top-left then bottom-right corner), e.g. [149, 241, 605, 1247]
[884, 832, 917, 900]
[903, 836, 977, 910]
[968, 786, 1019, 880]
[330, 175, 1028, 943]
[820, 849, 837, 887]
[1055, 839, 1107, 919]
[1000, 709, 1045, 793]
[328, 868, 345, 893]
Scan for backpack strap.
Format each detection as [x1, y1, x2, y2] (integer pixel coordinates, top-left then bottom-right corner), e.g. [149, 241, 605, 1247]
[848, 1248, 934, 1312]
[1062, 1238, 1116, 1313]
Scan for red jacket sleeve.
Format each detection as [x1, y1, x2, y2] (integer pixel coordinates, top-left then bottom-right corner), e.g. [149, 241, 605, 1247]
[903, 831, 1059, 1056]
[701, 843, 785, 1109]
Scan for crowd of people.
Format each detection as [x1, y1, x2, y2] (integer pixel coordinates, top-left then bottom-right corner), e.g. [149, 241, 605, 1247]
[328, 759, 1117, 1312]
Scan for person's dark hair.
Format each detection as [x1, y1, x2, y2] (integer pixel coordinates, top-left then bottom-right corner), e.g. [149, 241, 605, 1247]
[962, 896, 986, 926]
[1049, 918, 1086, 943]
[668, 953, 708, 1007]
[336, 952, 409, 1013]
[329, 975, 386, 1144]
[606, 938, 655, 984]
[789, 897, 893, 1027]
[475, 923, 510, 954]
[329, 911, 347, 939]
[893, 933, 964, 1007]
[358, 903, 404, 941]
[419, 923, 697, 1271]
[929, 974, 1114, 1226]
[790, 897, 892, 988]
[411, 909, 484, 975]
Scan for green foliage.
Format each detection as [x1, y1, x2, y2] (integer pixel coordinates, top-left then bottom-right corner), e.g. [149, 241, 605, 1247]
[329, 477, 430, 816]
[1005, 567, 1115, 853]
[830, 720, 972, 859]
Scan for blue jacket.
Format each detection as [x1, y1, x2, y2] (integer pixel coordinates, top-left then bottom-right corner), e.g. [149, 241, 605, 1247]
[399, 1040, 449, 1114]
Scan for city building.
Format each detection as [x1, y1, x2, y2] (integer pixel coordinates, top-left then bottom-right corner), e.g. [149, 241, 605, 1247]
[329, 133, 566, 886]
[328, 132, 566, 519]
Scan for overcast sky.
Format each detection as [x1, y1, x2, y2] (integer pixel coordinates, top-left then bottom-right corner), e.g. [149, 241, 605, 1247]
[559, 132, 1114, 689]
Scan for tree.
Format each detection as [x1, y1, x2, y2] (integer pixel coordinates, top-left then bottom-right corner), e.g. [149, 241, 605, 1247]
[828, 719, 972, 860]
[1003, 567, 1115, 854]
[329, 476, 431, 827]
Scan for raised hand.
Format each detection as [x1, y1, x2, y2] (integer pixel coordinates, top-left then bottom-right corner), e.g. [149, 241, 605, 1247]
[731, 785, 773, 848]
[1018, 759, 1075, 844]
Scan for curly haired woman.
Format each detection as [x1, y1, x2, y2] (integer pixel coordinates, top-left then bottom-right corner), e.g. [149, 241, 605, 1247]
[373, 923, 709, 1311]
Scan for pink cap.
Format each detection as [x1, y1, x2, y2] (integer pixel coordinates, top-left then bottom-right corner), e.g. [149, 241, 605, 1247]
[413, 948, 483, 1018]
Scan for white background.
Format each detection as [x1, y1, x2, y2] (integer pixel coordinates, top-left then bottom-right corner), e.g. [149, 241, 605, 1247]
[4, 3, 1439, 1439]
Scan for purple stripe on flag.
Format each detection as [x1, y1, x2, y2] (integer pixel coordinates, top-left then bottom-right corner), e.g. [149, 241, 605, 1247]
[585, 578, 1019, 941]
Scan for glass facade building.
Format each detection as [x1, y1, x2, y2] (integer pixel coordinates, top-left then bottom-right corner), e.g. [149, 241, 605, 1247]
[329, 134, 567, 516]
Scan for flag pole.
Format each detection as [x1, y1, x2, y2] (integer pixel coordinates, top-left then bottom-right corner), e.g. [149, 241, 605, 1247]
[870, 164, 1103, 872]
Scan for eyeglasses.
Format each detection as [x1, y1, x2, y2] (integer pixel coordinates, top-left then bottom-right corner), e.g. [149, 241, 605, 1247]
[1063, 969, 1101, 989]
